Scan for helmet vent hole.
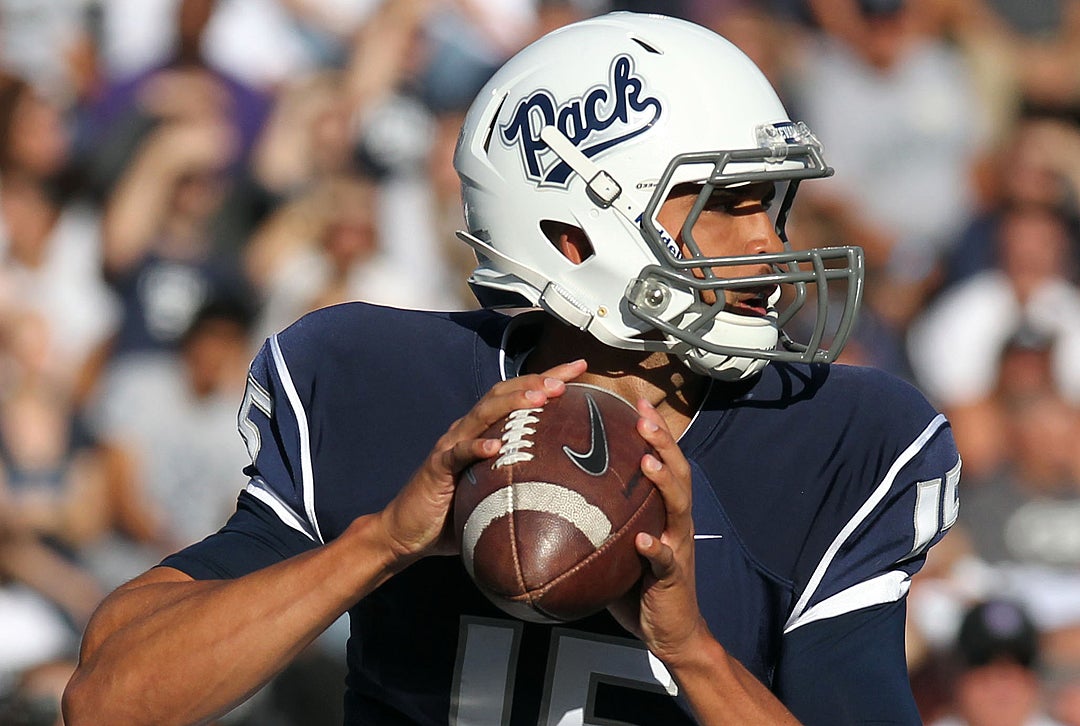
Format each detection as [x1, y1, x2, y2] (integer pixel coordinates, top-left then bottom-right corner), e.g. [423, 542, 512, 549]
[541, 220, 594, 264]
[482, 94, 508, 155]
[630, 37, 662, 54]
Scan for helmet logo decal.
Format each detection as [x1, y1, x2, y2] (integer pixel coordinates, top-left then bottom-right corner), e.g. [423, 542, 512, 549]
[500, 55, 662, 187]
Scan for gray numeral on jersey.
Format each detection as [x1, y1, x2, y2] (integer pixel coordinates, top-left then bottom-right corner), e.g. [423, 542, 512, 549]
[450, 618, 677, 726]
[909, 457, 961, 559]
[238, 374, 272, 464]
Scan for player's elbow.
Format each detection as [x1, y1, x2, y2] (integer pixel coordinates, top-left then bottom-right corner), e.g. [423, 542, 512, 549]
[62, 658, 145, 725]
[62, 667, 105, 726]
[62, 628, 118, 721]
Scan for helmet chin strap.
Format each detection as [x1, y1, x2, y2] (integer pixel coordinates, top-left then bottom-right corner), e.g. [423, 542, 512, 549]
[543, 124, 691, 263]
[539, 126, 640, 223]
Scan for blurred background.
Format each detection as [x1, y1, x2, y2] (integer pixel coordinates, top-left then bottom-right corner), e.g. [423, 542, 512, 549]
[0, 0, 1078, 724]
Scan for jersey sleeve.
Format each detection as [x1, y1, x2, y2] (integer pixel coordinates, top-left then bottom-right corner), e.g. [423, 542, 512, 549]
[160, 333, 324, 579]
[233, 335, 325, 543]
[772, 398, 959, 723]
[784, 410, 961, 634]
[160, 490, 320, 579]
[775, 599, 920, 725]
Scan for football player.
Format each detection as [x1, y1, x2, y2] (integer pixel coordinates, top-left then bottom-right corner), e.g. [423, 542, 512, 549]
[63, 12, 959, 725]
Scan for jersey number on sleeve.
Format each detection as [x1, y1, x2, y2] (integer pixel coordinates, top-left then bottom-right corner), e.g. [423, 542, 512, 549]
[908, 457, 961, 559]
[238, 374, 272, 464]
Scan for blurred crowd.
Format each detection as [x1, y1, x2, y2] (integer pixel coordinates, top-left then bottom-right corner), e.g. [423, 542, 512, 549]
[0, 0, 1078, 724]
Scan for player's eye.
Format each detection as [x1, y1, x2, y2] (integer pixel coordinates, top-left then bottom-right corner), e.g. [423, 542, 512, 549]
[671, 182, 776, 214]
[704, 193, 740, 213]
[705, 190, 773, 214]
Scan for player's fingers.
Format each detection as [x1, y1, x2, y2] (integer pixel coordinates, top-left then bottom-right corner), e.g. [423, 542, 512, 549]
[636, 404, 692, 532]
[636, 532, 677, 581]
[449, 359, 587, 439]
[435, 436, 501, 476]
[538, 358, 589, 381]
[635, 399, 691, 484]
[450, 379, 558, 440]
[641, 453, 692, 536]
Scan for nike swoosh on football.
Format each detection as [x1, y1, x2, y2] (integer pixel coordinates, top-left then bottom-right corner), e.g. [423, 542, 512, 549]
[562, 393, 609, 476]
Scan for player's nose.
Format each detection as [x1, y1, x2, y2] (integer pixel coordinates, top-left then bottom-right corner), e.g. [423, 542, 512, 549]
[730, 207, 781, 269]
[738, 208, 783, 260]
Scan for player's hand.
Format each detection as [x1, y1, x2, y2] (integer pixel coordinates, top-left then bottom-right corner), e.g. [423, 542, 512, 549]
[608, 399, 710, 667]
[375, 359, 588, 570]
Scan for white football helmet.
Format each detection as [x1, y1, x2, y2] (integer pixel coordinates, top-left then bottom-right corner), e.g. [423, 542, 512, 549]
[454, 12, 863, 380]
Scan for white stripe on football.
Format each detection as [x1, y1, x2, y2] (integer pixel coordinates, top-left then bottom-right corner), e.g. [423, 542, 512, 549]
[460, 481, 613, 577]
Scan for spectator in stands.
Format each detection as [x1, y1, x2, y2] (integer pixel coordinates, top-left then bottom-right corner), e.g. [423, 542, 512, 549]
[941, 341, 1080, 689]
[0, 74, 118, 393]
[84, 295, 256, 589]
[789, 0, 989, 299]
[0, 381, 109, 558]
[86, 77, 254, 469]
[245, 174, 455, 338]
[942, 116, 1080, 289]
[908, 326, 1080, 705]
[0, 378, 108, 694]
[907, 203, 1080, 476]
[930, 598, 1063, 726]
[83, 0, 270, 192]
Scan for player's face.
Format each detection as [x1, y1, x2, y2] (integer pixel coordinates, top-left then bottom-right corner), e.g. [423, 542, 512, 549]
[656, 181, 782, 315]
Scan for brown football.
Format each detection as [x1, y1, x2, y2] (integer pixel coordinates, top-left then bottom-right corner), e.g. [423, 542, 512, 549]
[453, 382, 666, 623]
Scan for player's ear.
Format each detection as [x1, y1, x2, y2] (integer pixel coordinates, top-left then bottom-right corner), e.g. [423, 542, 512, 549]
[541, 221, 594, 264]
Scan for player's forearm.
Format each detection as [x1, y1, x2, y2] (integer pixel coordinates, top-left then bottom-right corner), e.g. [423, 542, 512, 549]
[63, 513, 397, 726]
[666, 627, 801, 726]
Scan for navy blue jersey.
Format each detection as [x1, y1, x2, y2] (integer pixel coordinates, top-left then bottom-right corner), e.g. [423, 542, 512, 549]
[163, 303, 960, 725]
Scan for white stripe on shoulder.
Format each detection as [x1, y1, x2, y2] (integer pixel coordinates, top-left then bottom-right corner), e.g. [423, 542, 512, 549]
[785, 571, 911, 633]
[783, 413, 948, 632]
[269, 334, 324, 544]
[245, 479, 317, 541]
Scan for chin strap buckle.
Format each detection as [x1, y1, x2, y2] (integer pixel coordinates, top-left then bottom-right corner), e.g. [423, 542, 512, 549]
[540, 126, 635, 218]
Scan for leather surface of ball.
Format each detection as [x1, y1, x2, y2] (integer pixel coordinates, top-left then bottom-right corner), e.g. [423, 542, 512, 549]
[454, 382, 666, 623]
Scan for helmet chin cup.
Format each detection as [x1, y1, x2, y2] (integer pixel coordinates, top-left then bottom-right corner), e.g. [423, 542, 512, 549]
[673, 308, 778, 382]
[680, 348, 770, 382]
[627, 277, 781, 380]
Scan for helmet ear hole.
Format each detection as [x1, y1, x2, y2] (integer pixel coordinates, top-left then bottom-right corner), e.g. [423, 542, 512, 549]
[540, 220, 595, 264]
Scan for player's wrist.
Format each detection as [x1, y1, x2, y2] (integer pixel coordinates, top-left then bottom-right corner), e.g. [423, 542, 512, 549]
[340, 513, 410, 581]
[366, 507, 430, 573]
[652, 616, 718, 673]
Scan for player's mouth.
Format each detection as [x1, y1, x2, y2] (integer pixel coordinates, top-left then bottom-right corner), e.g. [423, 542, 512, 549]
[725, 286, 775, 317]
